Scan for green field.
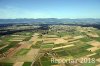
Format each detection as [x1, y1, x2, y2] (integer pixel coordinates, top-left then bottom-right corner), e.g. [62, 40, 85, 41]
[22, 62, 32, 66]
[0, 41, 19, 53]
[41, 44, 54, 48]
[15, 49, 30, 56]
[31, 41, 43, 48]
[0, 63, 13, 66]
[82, 63, 96, 66]
[80, 37, 92, 42]
[40, 56, 58, 66]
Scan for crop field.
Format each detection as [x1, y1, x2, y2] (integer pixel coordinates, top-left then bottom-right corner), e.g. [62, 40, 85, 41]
[0, 62, 13, 66]
[15, 49, 30, 56]
[40, 56, 58, 66]
[0, 25, 100, 66]
[22, 62, 32, 66]
[41, 44, 54, 48]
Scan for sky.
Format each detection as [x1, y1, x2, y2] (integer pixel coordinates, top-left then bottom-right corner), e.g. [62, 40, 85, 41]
[0, 0, 100, 19]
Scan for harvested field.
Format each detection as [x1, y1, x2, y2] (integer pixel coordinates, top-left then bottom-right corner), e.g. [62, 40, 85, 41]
[13, 62, 24, 66]
[43, 35, 58, 38]
[43, 38, 58, 41]
[27, 49, 39, 56]
[62, 36, 72, 39]
[86, 53, 96, 57]
[19, 44, 32, 49]
[96, 58, 100, 62]
[89, 41, 100, 47]
[34, 33, 39, 36]
[96, 64, 100, 66]
[19, 42, 32, 49]
[52, 44, 74, 50]
[19, 41, 33, 45]
[54, 38, 67, 44]
[43, 38, 57, 43]
[87, 33, 99, 37]
[87, 47, 100, 52]
[73, 35, 84, 39]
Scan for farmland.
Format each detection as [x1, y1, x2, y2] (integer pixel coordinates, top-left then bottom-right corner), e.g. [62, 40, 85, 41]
[0, 24, 100, 66]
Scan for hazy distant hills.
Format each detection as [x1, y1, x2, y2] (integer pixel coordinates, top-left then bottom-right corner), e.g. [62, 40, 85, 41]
[0, 18, 100, 25]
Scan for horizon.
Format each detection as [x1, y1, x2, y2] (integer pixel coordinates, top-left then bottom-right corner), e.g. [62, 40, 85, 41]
[0, 0, 100, 19]
[0, 18, 100, 19]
